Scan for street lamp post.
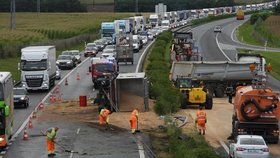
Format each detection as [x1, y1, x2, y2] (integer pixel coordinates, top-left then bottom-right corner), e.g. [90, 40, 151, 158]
[10, 0, 16, 30]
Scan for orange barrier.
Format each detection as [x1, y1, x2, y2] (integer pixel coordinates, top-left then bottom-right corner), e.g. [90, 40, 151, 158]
[65, 78, 68, 86]
[39, 102, 44, 110]
[28, 119, 33, 129]
[23, 127, 28, 140]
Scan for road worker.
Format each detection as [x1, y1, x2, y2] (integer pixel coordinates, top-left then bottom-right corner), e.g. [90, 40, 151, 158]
[45, 127, 59, 157]
[129, 108, 139, 134]
[99, 107, 111, 129]
[195, 106, 207, 135]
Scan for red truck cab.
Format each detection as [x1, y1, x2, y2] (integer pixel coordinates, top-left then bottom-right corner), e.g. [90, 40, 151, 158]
[90, 57, 118, 89]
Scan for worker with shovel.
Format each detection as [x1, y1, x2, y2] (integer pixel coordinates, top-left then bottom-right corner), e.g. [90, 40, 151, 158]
[99, 107, 111, 130]
[45, 127, 59, 157]
[129, 108, 139, 134]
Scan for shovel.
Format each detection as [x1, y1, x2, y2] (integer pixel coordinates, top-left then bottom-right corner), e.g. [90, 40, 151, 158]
[135, 119, 141, 133]
[40, 132, 87, 155]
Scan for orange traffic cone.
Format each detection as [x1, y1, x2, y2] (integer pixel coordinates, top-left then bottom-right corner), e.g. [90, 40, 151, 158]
[57, 94, 62, 102]
[39, 102, 44, 110]
[32, 111, 36, 119]
[28, 119, 33, 129]
[77, 73, 80, 80]
[50, 93, 56, 103]
[65, 78, 68, 86]
[23, 127, 28, 140]
[55, 86, 60, 94]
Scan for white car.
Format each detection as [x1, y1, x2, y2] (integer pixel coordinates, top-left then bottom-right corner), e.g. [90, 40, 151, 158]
[214, 25, 222, 33]
[101, 52, 115, 59]
[229, 135, 269, 158]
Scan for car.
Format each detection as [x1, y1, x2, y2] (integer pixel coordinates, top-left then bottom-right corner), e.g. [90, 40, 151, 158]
[69, 50, 81, 64]
[229, 135, 269, 158]
[138, 31, 148, 45]
[13, 87, 29, 108]
[214, 25, 222, 33]
[55, 65, 61, 80]
[103, 45, 116, 55]
[94, 40, 106, 51]
[56, 55, 75, 70]
[84, 43, 98, 57]
[61, 50, 78, 64]
[101, 52, 115, 59]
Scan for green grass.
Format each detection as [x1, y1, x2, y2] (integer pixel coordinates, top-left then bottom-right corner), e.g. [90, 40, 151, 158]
[236, 22, 265, 46]
[0, 57, 21, 81]
[234, 0, 268, 4]
[237, 48, 280, 80]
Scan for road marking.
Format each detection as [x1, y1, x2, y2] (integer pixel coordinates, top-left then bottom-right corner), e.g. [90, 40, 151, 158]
[215, 33, 232, 61]
[219, 140, 229, 154]
[76, 128, 80, 135]
[69, 152, 74, 158]
[135, 40, 156, 73]
[12, 57, 91, 143]
[135, 135, 145, 158]
[231, 23, 243, 44]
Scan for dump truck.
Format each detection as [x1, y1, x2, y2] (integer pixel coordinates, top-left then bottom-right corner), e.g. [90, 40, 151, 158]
[228, 63, 280, 143]
[115, 35, 133, 65]
[170, 31, 201, 63]
[170, 54, 266, 97]
[236, 8, 244, 20]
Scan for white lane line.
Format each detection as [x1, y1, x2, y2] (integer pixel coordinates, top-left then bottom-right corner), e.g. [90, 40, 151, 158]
[76, 128, 80, 135]
[12, 57, 90, 141]
[215, 33, 232, 61]
[231, 23, 243, 44]
[136, 136, 145, 158]
[219, 140, 229, 154]
[69, 152, 74, 158]
[135, 40, 156, 73]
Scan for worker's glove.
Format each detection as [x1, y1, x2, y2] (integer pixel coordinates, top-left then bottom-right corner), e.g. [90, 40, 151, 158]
[205, 120, 207, 123]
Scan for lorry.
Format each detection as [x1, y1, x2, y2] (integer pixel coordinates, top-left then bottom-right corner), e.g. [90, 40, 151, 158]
[169, 54, 267, 98]
[89, 57, 118, 89]
[0, 72, 14, 148]
[236, 8, 244, 20]
[115, 35, 134, 65]
[20, 46, 56, 91]
[114, 20, 130, 34]
[149, 14, 160, 27]
[161, 20, 170, 30]
[170, 31, 201, 63]
[101, 22, 119, 44]
[228, 64, 280, 143]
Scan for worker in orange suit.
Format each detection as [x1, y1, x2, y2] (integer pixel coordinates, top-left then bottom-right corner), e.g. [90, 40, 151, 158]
[45, 127, 59, 157]
[99, 107, 110, 129]
[196, 106, 207, 135]
[130, 108, 139, 134]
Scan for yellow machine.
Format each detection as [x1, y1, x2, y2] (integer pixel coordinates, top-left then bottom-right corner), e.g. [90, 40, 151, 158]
[176, 78, 213, 109]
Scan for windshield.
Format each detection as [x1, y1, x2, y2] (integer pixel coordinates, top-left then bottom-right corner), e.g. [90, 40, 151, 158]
[179, 79, 192, 88]
[13, 89, 26, 95]
[62, 51, 72, 55]
[71, 52, 79, 55]
[139, 32, 148, 36]
[86, 47, 97, 51]
[102, 29, 115, 34]
[58, 56, 71, 60]
[150, 19, 158, 23]
[0, 84, 3, 100]
[21, 59, 47, 71]
[95, 64, 114, 72]
[240, 138, 265, 145]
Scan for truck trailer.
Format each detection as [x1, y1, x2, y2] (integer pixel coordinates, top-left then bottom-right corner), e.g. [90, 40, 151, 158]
[170, 54, 266, 97]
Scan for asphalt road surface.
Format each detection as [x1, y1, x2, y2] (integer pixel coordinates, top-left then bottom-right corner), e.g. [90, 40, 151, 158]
[3, 40, 154, 158]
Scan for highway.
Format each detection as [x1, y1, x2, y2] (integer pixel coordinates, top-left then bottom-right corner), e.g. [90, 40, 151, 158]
[3, 41, 154, 158]
[185, 16, 280, 158]
[3, 16, 280, 158]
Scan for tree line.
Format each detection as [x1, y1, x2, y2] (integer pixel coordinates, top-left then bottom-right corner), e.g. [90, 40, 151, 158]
[0, 0, 86, 12]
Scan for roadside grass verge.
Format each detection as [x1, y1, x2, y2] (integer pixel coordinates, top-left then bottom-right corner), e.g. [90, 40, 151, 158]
[146, 31, 221, 157]
[237, 48, 280, 80]
[236, 21, 264, 46]
[0, 57, 20, 81]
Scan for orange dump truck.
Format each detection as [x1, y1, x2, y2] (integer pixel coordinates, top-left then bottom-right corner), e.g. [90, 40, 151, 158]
[229, 86, 280, 143]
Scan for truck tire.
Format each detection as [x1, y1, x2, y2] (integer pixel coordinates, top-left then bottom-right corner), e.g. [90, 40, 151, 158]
[205, 94, 213, 110]
[94, 83, 99, 89]
[214, 87, 224, 98]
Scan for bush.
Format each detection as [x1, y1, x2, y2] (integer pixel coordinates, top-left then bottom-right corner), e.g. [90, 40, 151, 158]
[250, 12, 271, 24]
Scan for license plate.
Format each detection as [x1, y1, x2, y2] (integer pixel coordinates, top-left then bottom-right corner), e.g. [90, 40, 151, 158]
[247, 149, 259, 153]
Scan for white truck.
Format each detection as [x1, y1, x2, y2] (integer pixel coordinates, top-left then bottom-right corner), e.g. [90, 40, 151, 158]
[20, 46, 56, 91]
[170, 54, 266, 97]
[161, 20, 170, 30]
[149, 14, 160, 27]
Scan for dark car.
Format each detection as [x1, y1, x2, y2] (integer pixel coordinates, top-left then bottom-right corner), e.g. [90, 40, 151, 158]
[13, 87, 29, 108]
[56, 55, 75, 70]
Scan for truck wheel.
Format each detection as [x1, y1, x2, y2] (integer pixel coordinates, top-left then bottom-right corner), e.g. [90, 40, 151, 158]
[205, 94, 213, 110]
[214, 87, 224, 98]
[94, 83, 99, 89]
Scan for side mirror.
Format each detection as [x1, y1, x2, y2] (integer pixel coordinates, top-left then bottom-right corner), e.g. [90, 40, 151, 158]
[18, 62, 20, 70]
[4, 106, 9, 117]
